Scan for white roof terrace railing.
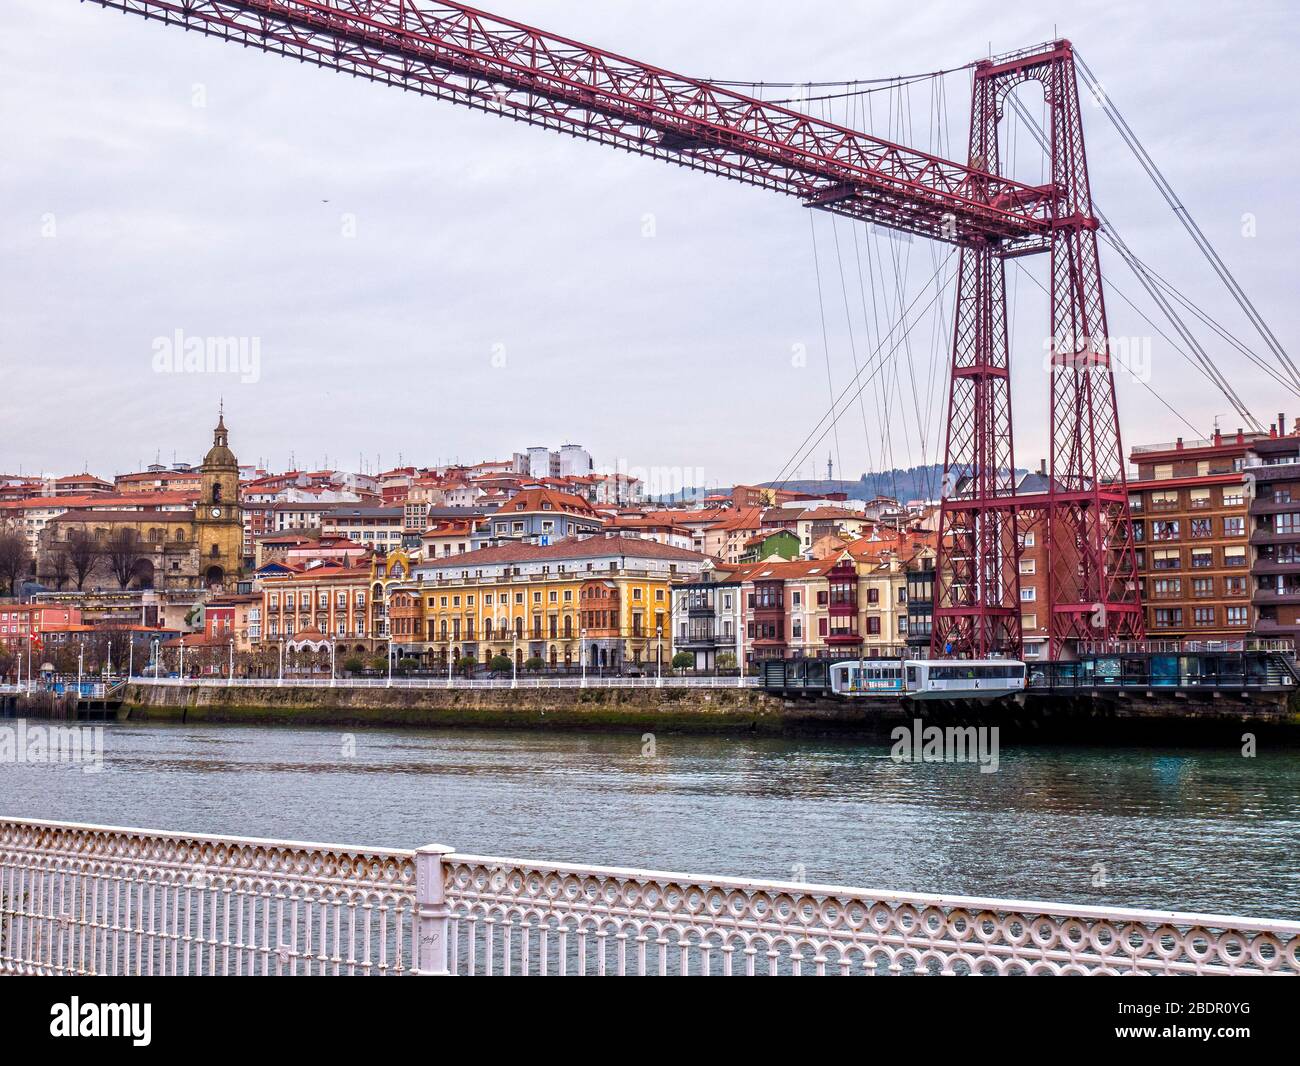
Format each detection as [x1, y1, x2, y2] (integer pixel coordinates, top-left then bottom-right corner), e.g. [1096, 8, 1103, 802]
[2, 817, 1297, 977]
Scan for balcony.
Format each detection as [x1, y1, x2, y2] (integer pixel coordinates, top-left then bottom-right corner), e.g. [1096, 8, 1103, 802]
[1239, 462, 1300, 483]
[677, 631, 719, 649]
[1253, 618, 1300, 636]
[1249, 498, 1298, 515]
[1253, 557, 1300, 575]
[1251, 528, 1300, 546]
[1252, 588, 1300, 606]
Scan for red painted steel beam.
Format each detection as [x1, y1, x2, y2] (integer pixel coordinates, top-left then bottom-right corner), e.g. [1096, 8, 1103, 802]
[80, 0, 1056, 248]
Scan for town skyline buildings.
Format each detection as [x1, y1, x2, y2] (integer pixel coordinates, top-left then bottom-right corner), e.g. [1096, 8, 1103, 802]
[2, 1, 1296, 485]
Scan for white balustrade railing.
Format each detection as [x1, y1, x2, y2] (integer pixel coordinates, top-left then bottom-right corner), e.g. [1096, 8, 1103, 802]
[2, 818, 1297, 977]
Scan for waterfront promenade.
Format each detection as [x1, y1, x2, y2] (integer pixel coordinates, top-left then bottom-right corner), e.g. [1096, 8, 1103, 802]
[3, 816, 1297, 976]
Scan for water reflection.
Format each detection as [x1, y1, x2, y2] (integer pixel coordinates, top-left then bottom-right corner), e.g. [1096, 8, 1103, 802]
[2, 722, 1297, 917]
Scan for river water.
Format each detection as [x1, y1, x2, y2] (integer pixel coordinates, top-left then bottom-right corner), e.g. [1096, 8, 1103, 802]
[3, 721, 1297, 918]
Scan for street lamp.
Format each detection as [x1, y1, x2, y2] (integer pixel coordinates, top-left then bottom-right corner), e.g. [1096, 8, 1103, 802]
[277, 637, 284, 686]
[77, 636, 84, 694]
[330, 637, 337, 687]
[229, 638, 235, 683]
[735, 591, 744, 689]
[511, 631, 518, 689]
[580, 626, 586, 688]
[656, 624, 663, 687]
[386, 636, 393, 687]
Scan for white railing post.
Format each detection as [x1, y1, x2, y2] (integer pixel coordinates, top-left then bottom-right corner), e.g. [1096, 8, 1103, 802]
[414, 843, 455, 976]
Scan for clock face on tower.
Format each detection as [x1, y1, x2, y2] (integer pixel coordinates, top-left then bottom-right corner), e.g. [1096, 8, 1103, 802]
[210, 506, 223, 518]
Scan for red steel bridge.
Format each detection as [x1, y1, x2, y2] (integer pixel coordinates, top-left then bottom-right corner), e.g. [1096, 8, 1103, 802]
[77, 0, 1146, 659]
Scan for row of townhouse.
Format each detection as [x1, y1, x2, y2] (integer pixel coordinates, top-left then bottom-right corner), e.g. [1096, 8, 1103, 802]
[672, 538, 938, 669]
[384, 536, 709, 672]
[259, 557, 378, 653]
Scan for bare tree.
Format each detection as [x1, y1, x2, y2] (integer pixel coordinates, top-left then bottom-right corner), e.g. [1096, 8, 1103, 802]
[64, 528, 103, 591]
[0, 530, 30, 596]
[106, 527, 142, 590]
[47, 548, 71, 591]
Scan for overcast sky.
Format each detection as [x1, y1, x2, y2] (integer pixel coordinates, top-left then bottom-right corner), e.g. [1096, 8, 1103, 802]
[0, 0, 1295, 490]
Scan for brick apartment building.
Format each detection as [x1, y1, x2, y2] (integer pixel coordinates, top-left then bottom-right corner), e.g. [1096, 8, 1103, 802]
[1127, 430, 1258, 641]
[1247, 427, 1300, 643]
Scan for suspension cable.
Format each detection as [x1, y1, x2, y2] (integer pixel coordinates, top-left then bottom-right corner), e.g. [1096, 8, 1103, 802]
[770, 251, 956, 492]
[1076, 54, 1300, 391]
[1003, 92, 1267, 429]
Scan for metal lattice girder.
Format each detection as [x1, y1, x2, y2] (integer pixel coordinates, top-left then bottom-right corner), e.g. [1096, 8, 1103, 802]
[83, 0, 1057, 246]
[931, 70, 1021, 659]
[934, 40, 1144, 659]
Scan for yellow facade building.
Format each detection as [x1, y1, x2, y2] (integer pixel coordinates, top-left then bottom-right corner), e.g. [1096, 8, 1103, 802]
[392, 536, 709, 672]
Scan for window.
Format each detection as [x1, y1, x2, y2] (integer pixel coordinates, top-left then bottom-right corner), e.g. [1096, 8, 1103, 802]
[1224, 576, 1246, 595]
[1223, 488, 1245, 507]
[1189, 518, 1211, 539]
[1019, 559, 1036, 575]
[1224, 547, 1247, 567]
[1189, 488, 1211, 509]
[1190, 549, 1213, 569]
[1154, 608, 1183, 627]
[1020, 587, 1036, 602]
[1152, 520, 1180, 541]
[1152, 549, 1180, 570]
[1223, 516, 1245, 536]
[1193, 607, 1215, 627]
[1192, 578, 1213, 598]
[1226, 606, 1248, 626]
[1153, 578, 1181, 598]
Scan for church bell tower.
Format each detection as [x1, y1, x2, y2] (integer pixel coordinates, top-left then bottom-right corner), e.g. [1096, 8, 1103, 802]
[195, 407, 243, 590]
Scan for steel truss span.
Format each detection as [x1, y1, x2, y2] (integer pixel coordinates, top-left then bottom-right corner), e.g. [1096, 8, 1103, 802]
[84, 0, 1053, 246]
[78, 2, 1144, 657]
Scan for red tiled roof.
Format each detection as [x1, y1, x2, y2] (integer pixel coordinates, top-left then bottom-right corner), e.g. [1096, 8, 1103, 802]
[420, 535, 706, 569]
[706, 506, 764, 532]
[798, 506, 864, 521]
[493, 487, 601, 519]
[48, 509, 195, 523]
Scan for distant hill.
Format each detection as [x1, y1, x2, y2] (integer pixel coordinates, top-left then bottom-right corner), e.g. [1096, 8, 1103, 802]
[765, 466, 946, 503]
[653, 464, 1027, 506]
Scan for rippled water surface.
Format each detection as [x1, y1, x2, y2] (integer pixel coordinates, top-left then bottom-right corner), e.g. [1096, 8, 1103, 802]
[3, 722, 1298, 917]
